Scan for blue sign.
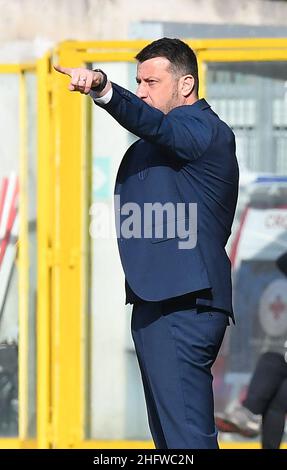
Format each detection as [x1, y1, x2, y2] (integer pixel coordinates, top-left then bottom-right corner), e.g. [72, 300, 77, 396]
[92, 158, 111, 200]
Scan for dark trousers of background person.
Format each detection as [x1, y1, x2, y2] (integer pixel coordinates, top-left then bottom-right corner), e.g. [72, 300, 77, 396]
[243, 351, 287, 449]
[131, 296, 229, 449]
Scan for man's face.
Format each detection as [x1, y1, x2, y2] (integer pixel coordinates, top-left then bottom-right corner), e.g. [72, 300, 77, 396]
[136, 57, 181, 114]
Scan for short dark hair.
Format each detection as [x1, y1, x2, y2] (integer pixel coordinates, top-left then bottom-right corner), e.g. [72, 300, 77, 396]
[135, 37, 199, 95]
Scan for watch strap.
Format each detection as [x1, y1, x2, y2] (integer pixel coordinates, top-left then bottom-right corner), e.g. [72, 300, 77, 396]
[91, 69, 108, 92]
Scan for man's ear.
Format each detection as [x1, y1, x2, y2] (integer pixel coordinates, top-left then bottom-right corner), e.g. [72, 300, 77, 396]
[180, 75, 195, 97]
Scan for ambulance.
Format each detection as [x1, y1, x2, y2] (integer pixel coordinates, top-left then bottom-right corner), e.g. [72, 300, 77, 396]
[215, 175, 287, 410]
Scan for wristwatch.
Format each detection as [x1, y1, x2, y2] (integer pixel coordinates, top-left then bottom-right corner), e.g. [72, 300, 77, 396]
[91, 69, 108, 92]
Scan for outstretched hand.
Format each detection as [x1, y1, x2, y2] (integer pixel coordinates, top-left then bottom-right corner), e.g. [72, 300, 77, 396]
[53, 65, 102, 94]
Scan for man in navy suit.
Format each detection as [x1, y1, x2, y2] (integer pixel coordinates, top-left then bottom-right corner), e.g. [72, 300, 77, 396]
[54, 38, 239, 449]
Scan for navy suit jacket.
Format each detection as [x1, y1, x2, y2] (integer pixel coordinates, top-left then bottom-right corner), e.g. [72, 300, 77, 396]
[95, 83, 239, 316]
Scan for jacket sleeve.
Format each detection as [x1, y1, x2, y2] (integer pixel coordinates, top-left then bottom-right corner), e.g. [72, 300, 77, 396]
[93, 83, 213, 161]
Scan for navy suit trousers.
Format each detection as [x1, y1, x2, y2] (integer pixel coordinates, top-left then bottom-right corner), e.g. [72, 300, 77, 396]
[131, 299, 229, 449]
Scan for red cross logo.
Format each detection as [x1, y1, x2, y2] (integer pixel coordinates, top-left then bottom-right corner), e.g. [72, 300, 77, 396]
[269, 295, 286, 320]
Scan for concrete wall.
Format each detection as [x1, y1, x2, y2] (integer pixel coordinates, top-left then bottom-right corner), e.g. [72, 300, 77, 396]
[0, 0, 287, 60]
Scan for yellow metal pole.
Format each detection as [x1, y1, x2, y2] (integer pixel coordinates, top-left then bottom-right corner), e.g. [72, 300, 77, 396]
[82, 91, 93, 439]
[18, 71, 29, 441]
[0, 64, 35, 74]
[199, 49, 287, 62]
[56, 37, 287, 52]
[185, 37, 287, 51]
[197, 53, 207, 99]
[52, 47, 86, 448]
[36, 53, 54, 449]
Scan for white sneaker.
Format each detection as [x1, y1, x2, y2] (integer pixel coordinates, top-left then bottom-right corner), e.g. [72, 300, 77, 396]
[215, 404, 261, 437]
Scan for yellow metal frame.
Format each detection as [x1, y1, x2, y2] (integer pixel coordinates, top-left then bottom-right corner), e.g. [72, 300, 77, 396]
[2, 38, 287, 449]
[0, 64, 36, 448]
[39, 38, 287, 449]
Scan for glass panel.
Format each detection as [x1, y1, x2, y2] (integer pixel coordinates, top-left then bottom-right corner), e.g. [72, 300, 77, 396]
[0, 75, 19, 436]
[87, 62, 151, 440]
[26, 71, 37, 437]
[206, 62, 287, 175]
[206, 61, 287, 444]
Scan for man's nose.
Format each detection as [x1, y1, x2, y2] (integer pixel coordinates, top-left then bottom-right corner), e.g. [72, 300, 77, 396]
[136, 83, 148, 99]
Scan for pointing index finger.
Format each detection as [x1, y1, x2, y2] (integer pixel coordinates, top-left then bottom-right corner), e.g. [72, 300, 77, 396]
[53, 64, 73, 77]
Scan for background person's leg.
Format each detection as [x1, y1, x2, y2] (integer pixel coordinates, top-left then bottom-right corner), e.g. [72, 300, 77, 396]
[215, 352, 287, 438]
[243, 352, 287, 415]
[261, 378, 287, 449]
